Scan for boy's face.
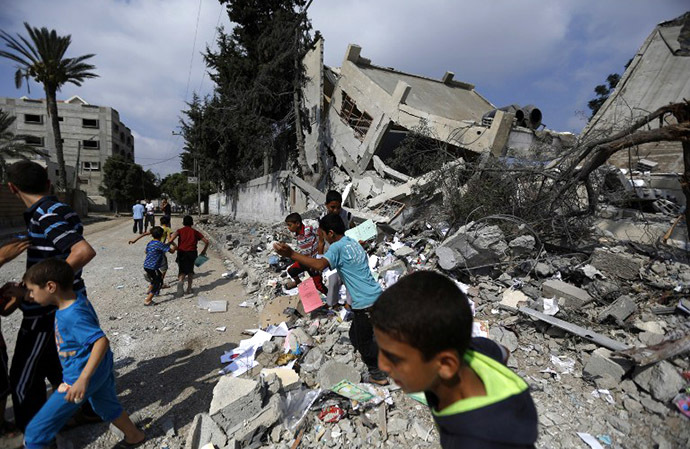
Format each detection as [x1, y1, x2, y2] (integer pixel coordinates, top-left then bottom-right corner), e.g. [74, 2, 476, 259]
[323, 229, 337, 244]
[24, 281, 57, 306]
[286, 221, 301, 234]
[374, 328, 457, 393]
[325, 201, 342, 215]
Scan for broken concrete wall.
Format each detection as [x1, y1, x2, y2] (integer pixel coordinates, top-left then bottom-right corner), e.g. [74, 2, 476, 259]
[208, 172, 290, 224]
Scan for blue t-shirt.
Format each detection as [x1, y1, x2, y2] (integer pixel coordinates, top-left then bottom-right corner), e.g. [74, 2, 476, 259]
[132, 204, 145, 220]
[144, 240, 170, 270]
[55, 293, 113, 384]
[323, 235, 381, 309]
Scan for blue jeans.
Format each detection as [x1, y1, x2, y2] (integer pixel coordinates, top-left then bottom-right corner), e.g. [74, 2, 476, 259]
[24, 370, 123, 449]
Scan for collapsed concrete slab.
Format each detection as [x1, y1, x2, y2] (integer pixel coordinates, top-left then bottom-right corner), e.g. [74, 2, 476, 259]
[542, 279, 593, 308]
[583, 348, 634, 389]
[209, 376, 259, 416]
[317, 360, 360, 389]
[598, 295, 637, 323]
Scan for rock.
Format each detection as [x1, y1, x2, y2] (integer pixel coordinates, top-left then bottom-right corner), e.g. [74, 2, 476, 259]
[508, 235, 535, 254]
[489, 326, 519, 352]
[262, 340, 278, 354]
[633, 361, 685, 402]
[436, 246, 461, 270]
[286, 327, 313, 352]
[212, 381, 266, 434]
[317, 360, 360, 389]
[541, 279, 592, 308]
[301, 347, 325, 373]
[261, 368, 300, 391]
[185, 413, 227, 449]
[534, 262, 553, 277]
[394, 245, 415, 257]
[591, 248, 642, 281]
[387, 416, 409, 436]
[209, 376, 258, 416]
[224, 394, 282, 448]
[499, 289, 530, 310]
[583, 348, 633, 385]
[639, 331, 665, 346]
[598, 295, 637, 323]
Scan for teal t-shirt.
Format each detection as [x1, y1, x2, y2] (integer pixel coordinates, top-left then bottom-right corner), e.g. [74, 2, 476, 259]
[323, 235, 381, 309]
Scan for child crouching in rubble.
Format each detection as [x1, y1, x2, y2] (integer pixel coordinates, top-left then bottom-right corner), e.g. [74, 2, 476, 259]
[370, 271, 538, 449]
[274, 214, 388, 385]
[22, 259, 145, 449]
[283, 213, 326, 294]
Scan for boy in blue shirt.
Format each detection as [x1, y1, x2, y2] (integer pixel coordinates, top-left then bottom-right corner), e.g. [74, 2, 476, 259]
[370, 271, 538, 449]
[143, 226, 176, 306]
[274, 214, 387, 385]
[22, 258, 145, 449]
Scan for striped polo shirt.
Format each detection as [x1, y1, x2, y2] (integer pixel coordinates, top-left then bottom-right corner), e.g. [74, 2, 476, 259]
[295, 224, 318, 257]
[23, 196, 86, 316]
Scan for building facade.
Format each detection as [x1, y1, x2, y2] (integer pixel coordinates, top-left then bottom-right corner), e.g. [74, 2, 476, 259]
[0, 95, 134, 208]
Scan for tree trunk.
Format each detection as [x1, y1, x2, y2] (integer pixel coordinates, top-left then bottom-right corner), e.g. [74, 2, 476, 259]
[45, 87, 68, 192]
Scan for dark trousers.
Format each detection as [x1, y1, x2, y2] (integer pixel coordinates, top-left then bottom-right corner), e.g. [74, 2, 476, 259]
[133, 219, 143, 234]
[10, 314, 62, 431]
[144, 215, 155, 231]
[349, 309, 383, 376]
[145, 268, 163, 295]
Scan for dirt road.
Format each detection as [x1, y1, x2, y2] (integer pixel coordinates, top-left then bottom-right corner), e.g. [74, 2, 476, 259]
[0, 216, 256, 448]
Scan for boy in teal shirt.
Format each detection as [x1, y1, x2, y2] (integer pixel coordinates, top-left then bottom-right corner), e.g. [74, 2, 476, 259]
[274, 214, 387, 384]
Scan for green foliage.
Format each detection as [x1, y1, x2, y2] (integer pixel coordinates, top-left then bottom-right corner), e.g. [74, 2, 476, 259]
[587, 57, 633, 120]
[180, 0, 315, 187]
[0, 22, 97, 190]
[100, 155, 159, 211]
[159, 172, 213, 208]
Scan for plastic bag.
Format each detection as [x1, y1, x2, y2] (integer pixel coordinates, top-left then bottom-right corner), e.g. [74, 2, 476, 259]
[194, 255, 209, 267]
[280, 387, 322, 434]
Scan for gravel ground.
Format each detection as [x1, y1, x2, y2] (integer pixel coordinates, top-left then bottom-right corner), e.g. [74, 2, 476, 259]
[0, 216, 256, 449]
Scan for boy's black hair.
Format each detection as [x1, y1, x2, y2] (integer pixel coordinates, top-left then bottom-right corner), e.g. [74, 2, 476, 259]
[7, 160, 49, 194]
[285, 213, 302, 224]
[183, 215, 193, 226]
[370, 271, 473, 362]
[319, 213, 346, 236]
[150, 226, 164, 240]
[325, 190, 342, 204]
[23, 258, 74, 290]
[159, 216, 170, 226]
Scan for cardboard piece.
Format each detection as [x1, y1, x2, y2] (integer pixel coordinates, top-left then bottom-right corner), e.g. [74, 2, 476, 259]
[298, 278, 324, 313]
[345, 219, 377, 242]
[259, 295, 305, 327]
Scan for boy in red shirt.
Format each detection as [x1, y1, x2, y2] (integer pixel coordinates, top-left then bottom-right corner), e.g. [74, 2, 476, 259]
[169, 215, 209, 296]
[284, 213, 326, 294]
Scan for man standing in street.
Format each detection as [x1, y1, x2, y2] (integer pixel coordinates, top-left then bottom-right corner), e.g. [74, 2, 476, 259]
[144, 199, 155, 232]
[132, 201, 145, 234]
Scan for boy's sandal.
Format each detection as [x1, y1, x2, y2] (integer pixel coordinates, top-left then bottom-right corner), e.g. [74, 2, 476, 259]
[362, 372, 390, 386]
[144, 301, 156, 307]
[113, 436, 146, 448]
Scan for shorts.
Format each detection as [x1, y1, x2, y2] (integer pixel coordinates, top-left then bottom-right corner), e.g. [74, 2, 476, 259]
[177, 250, 197, 275]
[145, 268, 163, 295]
[159, 254, 168, 272]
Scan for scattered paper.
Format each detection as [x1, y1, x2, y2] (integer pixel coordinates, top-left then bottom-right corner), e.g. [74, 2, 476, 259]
[472, 320, 490, 338]
[331, 380, 374, 402]
[550, 355, 575, 375]
[113, 267, 124, 270]
[581, 264, 605, 279]
[216, 326, 226, 332]
[543, 297, 559, 316]
[344, 219, 377, 242]
[577, 432, 604, 449]
[298, 277, 324, 313]
[591, 389, 615, 405]
[239, 301, 250, 307]
[266, 322, 289, 337]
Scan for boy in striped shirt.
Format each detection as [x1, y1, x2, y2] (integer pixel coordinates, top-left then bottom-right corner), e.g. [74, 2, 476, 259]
[284, 213, 326, 293]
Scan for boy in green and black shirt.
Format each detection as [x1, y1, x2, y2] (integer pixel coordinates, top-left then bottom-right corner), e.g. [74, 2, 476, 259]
[370, 271, 538, 449]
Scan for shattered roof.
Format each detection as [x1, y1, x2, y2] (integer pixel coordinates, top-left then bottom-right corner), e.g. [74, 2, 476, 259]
[355, 63, 495, 123]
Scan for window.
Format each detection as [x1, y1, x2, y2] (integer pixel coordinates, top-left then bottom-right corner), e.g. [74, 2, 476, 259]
[120, 131, 124, 141]
[58, 116, 64, 122]
[82, 118, 99, 128]
[25, 135, 44, 146]
[339, 92, 372, 141]
[24, 114, 43, 124]
[82, 140, 99, 149]
[113, 123, 119, 133]
[114, 143, 120, 153]
[127, 136, 132, 146]
[78, 178, 89, 185]
[82, 161, 100, 171]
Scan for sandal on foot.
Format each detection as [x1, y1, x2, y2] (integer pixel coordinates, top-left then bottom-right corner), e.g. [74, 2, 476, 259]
[144, 301, 156, 307]
[113, 435, 146, 448]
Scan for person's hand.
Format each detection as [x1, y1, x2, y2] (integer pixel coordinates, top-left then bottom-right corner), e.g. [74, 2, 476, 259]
[57, 382, 71, 393]
[65, 377, 88, 403]
[128, 239, 135, 244]
[273, 242, 294, 258]
[0, 282, 26, 302]
[0, 239, 30, 266]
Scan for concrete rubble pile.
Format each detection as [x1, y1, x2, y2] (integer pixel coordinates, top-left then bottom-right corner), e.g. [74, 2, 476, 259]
[193, 195, 690, 448]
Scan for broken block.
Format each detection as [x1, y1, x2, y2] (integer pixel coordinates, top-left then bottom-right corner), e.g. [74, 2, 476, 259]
[508, 235, 535, 255]
[633, 361, 685, 402]
[317, 360, 360, 389]
[598, 295, 637, 323]
[185, 413, 227, 449]
[209, 376, 258, 416]
[542, 279, 592, 308]
[590, 248, 642, 281]
[583, 348, 633, 387]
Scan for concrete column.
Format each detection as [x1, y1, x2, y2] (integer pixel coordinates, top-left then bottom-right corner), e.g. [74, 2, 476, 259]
[392, 81, 411, 105]
[488, 110, 514, 157]
[442, 71, 455, 84]
[344, 44, 362, 64]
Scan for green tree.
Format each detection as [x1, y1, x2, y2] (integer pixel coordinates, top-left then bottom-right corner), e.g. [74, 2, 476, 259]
[0, 108, 47, 181]
[184, 0, 315, 187]
[159, 172, 212, 211]
[100, 155, 159, 213]
[587, 59, 632, 119]
[0, 23, 97, 191]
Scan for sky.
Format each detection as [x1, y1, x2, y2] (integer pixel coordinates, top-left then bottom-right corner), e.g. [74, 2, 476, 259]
[0, 0, 688, 178]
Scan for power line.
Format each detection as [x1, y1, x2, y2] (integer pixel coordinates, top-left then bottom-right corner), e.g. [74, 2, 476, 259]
[184, 0, 204, 104]
[198, 3, 224, 95]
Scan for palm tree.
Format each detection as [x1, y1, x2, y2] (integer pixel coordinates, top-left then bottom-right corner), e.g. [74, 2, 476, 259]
[0, 22, 97, 191]
[0, 108, 48, 181]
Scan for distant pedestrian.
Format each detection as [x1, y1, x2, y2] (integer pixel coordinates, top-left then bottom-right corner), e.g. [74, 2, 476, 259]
[22, 259, 146, 449]
[132, 201, 145, 234]
[144, 199, 155, 232]
[160, 198, 172, 222]
[169, 215, 209, 297]
[142, 226, 176, 306]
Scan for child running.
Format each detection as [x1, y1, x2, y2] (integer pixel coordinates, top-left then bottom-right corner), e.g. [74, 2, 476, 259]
[130, 216, 174, 288]
[370, 271, 538, 449]
[274, 214, 388, 385]
[169, 215, 209, 297]
[283, 213, 326, 293]
[21, 259, 145, 449]
[143, 226, 176, 306]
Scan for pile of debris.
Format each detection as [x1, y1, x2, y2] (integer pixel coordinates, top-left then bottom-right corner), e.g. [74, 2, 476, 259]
[193, 204, 690, 448]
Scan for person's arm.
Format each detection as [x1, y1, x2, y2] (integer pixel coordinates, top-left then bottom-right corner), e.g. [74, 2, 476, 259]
[168, 231, 179, 245]
[66, 240, 96, 272]
[128, 232, 150, 244]
[317, 228, 325, 255]
[0, 239, 30, 267]
[0, 282, 24, 316]
[168, 242, 177, 254]
[274, 242, 330, 271]
[200, 237, 209, 255]
[65, 336, 109, 403]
